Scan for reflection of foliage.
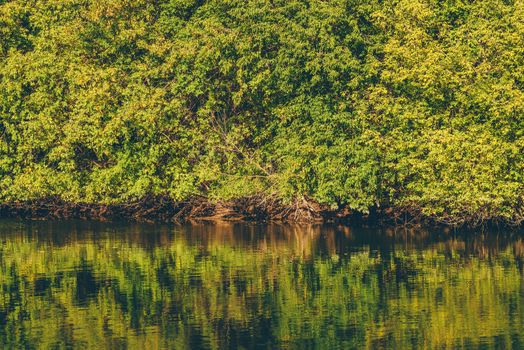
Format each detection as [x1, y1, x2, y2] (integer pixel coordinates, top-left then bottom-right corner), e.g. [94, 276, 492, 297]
[0, 228, 523, 349]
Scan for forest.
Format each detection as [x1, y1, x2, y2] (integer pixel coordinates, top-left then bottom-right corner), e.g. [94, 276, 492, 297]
[1, 0, 523, 226]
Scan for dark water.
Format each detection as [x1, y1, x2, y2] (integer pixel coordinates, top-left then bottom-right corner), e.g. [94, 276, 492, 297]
[0, 221, 523, 349]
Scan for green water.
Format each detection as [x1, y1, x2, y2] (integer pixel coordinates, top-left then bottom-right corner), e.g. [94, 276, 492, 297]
[0, 221, 522, 349]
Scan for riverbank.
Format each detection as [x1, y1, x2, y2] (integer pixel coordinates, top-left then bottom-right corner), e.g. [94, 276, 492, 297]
[1, 0, 523, 235]
[0, 196, 521, 229]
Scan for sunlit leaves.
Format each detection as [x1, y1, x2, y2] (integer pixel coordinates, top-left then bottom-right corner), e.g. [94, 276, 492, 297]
[0, 0, 522, 223]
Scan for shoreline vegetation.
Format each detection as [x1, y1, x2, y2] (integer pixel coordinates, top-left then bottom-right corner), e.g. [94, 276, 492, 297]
[0, 196, 522, 229]
[1, 1, 523, 228]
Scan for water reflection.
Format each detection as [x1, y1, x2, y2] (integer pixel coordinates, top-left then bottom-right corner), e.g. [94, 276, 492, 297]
[0, 220, 522, 349]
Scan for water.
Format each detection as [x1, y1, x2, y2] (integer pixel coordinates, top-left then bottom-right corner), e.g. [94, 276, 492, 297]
[0, 220, 522, 349]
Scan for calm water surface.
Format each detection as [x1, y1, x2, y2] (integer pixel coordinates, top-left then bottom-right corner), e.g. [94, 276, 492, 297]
[0, 221, 523, 349]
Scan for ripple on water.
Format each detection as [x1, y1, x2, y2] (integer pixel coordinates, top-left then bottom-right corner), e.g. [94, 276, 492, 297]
[0, 220, 522, 349]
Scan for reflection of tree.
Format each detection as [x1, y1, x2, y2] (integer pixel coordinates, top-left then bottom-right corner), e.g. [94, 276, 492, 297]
[0, 222, 522, 349]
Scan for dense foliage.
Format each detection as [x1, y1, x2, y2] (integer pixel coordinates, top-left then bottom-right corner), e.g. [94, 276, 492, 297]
[1, 0, 523, 224]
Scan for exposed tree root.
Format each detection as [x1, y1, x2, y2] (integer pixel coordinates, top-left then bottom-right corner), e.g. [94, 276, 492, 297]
[0, 196, 521, 229]
[0, 195, 350, 223]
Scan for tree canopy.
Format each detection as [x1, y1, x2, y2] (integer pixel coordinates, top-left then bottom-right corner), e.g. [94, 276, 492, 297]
[0, 0, 523, 224]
